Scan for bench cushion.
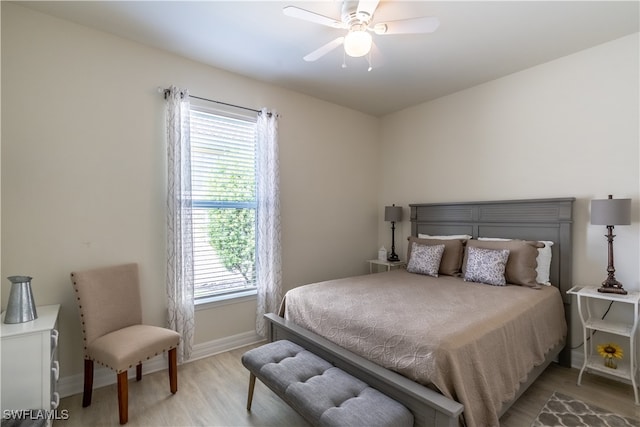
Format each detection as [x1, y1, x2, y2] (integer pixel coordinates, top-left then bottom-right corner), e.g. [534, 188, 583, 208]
[242, 340, 334, 395]
[242, 340, 413, 427]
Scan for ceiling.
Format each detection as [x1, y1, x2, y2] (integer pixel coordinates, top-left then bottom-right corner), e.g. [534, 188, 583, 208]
[18, 1, 640, 116]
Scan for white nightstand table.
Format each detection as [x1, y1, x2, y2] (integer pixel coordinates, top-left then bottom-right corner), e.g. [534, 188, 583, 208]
[367, 259, 406, 274]
[567, 286, 639, 405]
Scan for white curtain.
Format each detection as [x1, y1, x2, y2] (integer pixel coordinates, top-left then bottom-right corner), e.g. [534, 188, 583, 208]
[255, 109, 282, 337]
[165, 86, 195, 363]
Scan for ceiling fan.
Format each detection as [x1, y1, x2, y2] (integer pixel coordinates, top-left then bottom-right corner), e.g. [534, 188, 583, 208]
[283, 0, 440, 64]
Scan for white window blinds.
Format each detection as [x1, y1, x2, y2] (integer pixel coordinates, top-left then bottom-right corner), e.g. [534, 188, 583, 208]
[190, 107, 258, 299]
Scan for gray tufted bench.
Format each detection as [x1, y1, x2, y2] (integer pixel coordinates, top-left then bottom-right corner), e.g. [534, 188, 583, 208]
[241, 340, 414, 427]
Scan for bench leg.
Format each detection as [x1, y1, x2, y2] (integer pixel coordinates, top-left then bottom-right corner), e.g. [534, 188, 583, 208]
[247, 373, 256, 411]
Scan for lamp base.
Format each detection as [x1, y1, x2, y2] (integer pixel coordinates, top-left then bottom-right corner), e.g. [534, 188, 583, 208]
[387, 253, 400, 262]
[598, 279, 627, 295]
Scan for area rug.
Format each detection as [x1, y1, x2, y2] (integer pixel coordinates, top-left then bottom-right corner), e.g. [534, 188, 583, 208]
[531, 392, 639, 427]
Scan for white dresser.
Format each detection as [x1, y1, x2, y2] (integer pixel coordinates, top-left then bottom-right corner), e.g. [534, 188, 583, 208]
[1, 304, 60, 416]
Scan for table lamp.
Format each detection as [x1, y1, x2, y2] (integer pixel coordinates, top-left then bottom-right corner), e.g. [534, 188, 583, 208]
[385, 204, 402, 262]
[591, 195, 631, 295]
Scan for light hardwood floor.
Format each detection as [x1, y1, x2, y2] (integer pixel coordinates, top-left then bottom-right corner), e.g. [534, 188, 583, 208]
[58, 343, 638, 426]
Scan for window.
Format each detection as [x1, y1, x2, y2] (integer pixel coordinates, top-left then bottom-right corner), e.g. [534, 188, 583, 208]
[190, 106, 258, 301]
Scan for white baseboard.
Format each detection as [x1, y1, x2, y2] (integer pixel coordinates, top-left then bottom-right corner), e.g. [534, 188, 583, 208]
[57, 330, 263, 399]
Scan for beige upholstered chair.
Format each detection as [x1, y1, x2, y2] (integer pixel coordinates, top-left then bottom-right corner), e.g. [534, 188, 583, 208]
[70, 263, 181, 424]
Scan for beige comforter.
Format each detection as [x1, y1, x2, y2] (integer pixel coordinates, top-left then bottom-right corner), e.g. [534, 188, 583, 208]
[282, 269, 566, 427]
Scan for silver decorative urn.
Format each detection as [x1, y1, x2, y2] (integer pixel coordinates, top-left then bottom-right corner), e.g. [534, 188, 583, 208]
[4, 275, 38, 324]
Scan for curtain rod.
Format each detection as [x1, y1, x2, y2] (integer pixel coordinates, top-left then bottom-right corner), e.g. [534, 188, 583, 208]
[160, 87, 261, 114]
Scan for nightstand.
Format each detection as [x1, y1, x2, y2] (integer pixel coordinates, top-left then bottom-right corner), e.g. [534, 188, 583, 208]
[567, 286, 639, 405]
[367, 259, 406, 273]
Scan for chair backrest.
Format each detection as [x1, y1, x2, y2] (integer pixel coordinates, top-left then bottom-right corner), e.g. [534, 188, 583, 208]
[70, 263, 143, 347]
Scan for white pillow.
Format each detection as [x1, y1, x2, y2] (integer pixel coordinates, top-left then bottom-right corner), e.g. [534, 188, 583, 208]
[536, 241, 554, 285]
[418, 234, 472, 240]
[478, 237, 554, 285]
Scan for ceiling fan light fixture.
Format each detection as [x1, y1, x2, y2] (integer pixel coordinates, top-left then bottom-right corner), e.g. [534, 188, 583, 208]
[284, 3, 440, 65]
[344, 29, 372, 57]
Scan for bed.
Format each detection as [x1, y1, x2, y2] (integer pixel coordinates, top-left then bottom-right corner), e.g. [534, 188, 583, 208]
[265, 198, 574, 427]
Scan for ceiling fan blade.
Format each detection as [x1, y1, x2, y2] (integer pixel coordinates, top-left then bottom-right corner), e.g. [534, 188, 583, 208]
[283, 6, 344, 29]
[304, 37, 345, 62]
[357, 0, 380, 19]
[373, 16, 440, 35]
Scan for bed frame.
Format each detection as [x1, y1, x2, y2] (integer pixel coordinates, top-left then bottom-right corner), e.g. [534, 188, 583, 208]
[266, 197, 575, 427]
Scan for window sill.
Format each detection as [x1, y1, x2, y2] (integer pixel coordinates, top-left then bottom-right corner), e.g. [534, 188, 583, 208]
[195, 289, 257, 311]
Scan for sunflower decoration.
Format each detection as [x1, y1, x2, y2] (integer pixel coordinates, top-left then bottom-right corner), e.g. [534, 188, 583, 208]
[597, 342, 623, 369]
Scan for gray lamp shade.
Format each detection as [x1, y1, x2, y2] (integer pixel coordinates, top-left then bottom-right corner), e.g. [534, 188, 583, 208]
[591, 197, 631, 226]
[385, 205, 403, 222]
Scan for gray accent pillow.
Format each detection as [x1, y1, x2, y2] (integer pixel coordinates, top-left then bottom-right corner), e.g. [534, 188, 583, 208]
[406, 243, 445, 277]
[464, 246, 510, 286]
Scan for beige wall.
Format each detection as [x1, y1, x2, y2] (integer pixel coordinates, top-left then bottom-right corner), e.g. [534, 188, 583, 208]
[1, 3, 380, 377]
[378, 33, 640, 347]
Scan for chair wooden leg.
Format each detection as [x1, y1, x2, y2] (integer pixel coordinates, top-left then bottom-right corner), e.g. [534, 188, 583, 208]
[168, 347, 178, 394]
[247, 373, 256, 411]
[136, 364, 142, 381]
[82, 359, 94, 407]
[117, 371, 128, 425]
